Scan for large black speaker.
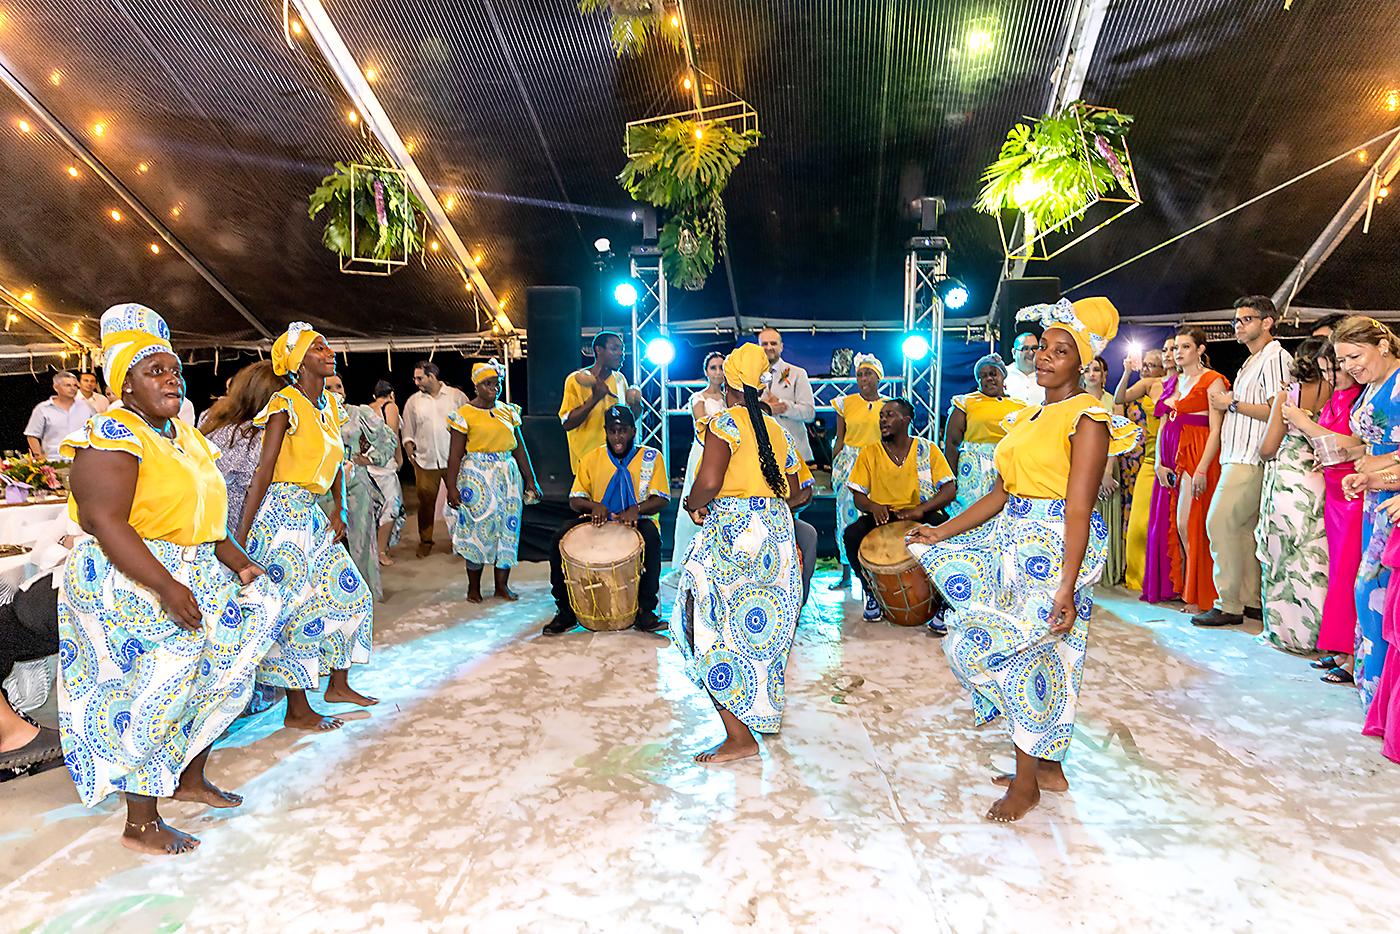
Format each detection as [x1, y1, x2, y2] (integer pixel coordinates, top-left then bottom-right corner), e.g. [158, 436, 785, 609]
[521, 414, 573, 497]
[995, 277, 1061, 359]
[525, 286, 581, 417]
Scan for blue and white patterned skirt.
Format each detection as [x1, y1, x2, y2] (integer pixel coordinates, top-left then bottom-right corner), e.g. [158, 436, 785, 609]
[908, 495, 1107, 762]
[446, 451, 523, 569]
[247, 482, 373, 689]
[832, 444, 863, 565]
[950, 441, 998, 516]
[57, 537, 285, 805]
[669, 496, 800, 733]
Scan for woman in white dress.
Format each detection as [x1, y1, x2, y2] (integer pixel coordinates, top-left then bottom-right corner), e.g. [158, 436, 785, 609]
[670, 352, 728, 567]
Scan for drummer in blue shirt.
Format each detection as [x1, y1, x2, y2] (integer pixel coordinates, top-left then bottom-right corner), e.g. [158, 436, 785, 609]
[543, 406, 669, 636]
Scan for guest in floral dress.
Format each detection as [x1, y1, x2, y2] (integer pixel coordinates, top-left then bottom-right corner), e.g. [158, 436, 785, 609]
[198, 361, 282, 530]
[1255, 338, 1331, 652]
[324, 375, 399, 600]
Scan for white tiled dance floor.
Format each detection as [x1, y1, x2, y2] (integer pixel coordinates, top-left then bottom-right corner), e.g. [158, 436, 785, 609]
[3, 556, 1399, 932]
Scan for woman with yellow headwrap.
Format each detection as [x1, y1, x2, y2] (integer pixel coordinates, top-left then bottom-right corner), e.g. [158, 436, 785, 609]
[236, 322, 375, 731]
[830, 353, 889, 588]
[58, 303, 285, 855]
[670, 341, 805, 763]
[907, 297, 1139, 823]
[444, 359, 541, 602]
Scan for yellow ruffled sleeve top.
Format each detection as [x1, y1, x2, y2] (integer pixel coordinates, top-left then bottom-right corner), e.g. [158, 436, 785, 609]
[253, 386, 348, 495]
[708, 406, 800, 499]
[993, 394, 1141, 500]
[447, 402, 521, 453]
[61, 409, 229, 545]
[833, 393, 886, 448]
[952, 391, 1026, 444]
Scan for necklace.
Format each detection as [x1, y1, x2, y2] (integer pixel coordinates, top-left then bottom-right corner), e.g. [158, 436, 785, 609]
[883, 437, 912, 466]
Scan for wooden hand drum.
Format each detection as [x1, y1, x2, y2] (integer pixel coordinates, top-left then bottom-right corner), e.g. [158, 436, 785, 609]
[559, 522, 643, 631]
[859, 519, 939, 627]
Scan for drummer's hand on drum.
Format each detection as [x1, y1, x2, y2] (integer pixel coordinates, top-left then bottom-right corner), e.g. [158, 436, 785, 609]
[615, 505, 641, 527]
[870, 503, 891, 526]
[589, 502, 610, 526]
[904, 523, 943, 546]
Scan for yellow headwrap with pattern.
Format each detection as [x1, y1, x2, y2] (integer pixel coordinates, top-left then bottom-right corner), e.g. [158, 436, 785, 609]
[271, 321, 322, 376]
[1016, 297, 1120, 367]
[472, 358, 505, 385]
[100, 303, 173, 398]
[724, 342, 771, 391]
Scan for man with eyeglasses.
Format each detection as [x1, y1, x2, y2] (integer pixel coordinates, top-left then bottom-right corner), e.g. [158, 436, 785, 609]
[1193, 295, 1292, 627]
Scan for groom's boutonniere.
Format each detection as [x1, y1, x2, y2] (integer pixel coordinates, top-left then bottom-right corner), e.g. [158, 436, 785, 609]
[779, 367, 792, 387]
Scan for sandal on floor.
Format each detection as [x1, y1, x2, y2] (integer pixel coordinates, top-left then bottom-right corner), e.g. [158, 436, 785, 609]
[1310, 655, 1342, 670]
[1321, 668, 1355, 685]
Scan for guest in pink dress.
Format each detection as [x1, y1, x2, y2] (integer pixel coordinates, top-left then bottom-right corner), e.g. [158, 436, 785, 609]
[1284, 358, 1363, 681]
[1365, 522, 1400, 761]
[1142, 373, 1182, 602]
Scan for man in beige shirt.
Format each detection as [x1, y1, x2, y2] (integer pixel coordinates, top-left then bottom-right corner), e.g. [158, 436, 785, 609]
[401, 361, 468, 556]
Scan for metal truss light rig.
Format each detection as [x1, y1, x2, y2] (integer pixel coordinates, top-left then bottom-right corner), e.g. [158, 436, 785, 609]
[627, 245, 669, 458]
[903, 235, 950, 444]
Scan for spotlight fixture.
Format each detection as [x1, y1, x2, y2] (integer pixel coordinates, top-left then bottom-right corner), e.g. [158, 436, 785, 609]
[936, 277, 970, 311]
[901, 333, 931, 362]
[645, 336, 676, 367]
[614, 282, 639, 307]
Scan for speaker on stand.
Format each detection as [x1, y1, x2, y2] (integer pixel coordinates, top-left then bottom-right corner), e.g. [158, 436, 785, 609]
[994, 277, 1061, 359]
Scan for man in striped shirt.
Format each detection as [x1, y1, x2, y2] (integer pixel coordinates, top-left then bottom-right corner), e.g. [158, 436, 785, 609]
[1193, 296, 1293, 627]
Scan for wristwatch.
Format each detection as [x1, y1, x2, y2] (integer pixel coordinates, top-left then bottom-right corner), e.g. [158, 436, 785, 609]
[1227, 399, 1239, 414]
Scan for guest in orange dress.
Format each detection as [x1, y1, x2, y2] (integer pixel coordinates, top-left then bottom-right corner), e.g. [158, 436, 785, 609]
[1165, 328, 1228, 610]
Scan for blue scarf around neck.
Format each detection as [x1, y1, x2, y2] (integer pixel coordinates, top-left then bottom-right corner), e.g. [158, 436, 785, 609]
[602, 445, 640, 514]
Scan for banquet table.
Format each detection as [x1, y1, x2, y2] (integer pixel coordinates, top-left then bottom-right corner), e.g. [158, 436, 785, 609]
[0, 497, 69, 714]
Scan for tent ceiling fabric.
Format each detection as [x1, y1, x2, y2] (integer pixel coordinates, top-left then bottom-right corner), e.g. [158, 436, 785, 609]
[0, 0, 1396, 368]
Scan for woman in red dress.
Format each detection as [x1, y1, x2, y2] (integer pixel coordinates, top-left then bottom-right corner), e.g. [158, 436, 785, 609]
[1164, 328, 1228, 611]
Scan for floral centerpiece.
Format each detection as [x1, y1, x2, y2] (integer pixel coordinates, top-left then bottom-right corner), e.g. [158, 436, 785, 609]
[1, 452, 66, 503]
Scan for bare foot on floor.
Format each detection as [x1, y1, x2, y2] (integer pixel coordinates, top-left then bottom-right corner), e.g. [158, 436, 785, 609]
[466, 590, 484, 604]
[324, 685, 379, 707]
[284, 710, 344, 731]
[986, 784, 1041, 823]
[172, 777, 244, 808]
[378, 553, 395, 567]
[121, 819, 200, 856]
[694, 737, 760, 764]
[992, 763, 1068, 792]
[495, 587, 519, 601]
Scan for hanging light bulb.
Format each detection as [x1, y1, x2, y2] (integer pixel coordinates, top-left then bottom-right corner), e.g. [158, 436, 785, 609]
[430, 240, 441, 252]
[347, 109, 359, 124]
[364, 67, 378, 82]
[21, 291, 34, 302]
[17, 118, 31, 133]
[137, 161, 149, 173]
[473, 252, 484, 265]
[66, 165, 79, 178]
[109, 209, 123, 222]
[91, 121, 106, 137]
[149, 243, 161, 254]
[443, 195, 456, 212]
[49, 70, 62, 86]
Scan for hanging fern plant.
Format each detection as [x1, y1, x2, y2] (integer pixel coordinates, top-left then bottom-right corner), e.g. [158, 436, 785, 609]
[976, 102, 1136, 234]
[620, 118, 760, 290]
[308, 151, 427, 268]
[578, 0, 683, 57]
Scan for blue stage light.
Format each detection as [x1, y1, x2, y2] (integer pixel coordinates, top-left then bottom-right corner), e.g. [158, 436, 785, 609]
[902, 333, 931, 362]
[645, 336, 675, 367]
[943, 284, 970, 309]
[614, 282, 639, 306]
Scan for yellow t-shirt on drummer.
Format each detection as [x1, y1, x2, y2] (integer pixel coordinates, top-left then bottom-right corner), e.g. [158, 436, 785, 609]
[833, 393, 887, 448]
[447, 401, 521, 453]
[571, 443, 669, 526]
[952, 391, 1025, 445]
[847, 437, 954, 512]
[994, 394, 1140, 499]
[558, 368, 630, 472]
[61, 409, 228, 545]
[707, 407, 800, 499]
[254, 386, 348, 496]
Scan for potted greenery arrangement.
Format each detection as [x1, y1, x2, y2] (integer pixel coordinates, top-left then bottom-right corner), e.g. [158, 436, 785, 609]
[308, 151, 427, 275]
[578, 0, 683, 56]
[619, 118, 760, 290]
[976, 101, 1139, 258]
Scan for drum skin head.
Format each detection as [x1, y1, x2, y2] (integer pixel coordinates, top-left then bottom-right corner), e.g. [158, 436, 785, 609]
[860, 519, 920, 569]
[561, 522, 643, 561]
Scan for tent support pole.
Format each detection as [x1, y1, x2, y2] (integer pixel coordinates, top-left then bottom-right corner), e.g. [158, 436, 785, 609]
[1272, 129, 1400, 314]
[0, 53, 275, 340]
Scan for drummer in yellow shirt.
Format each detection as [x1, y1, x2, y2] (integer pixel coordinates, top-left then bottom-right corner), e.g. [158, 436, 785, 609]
[844, 399, 957, 622]
[544, 405, 669, 635]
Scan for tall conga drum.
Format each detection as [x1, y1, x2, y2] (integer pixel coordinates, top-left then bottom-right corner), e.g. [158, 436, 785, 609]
[559, 522, 644, 631]
[859, 519, 938, 627]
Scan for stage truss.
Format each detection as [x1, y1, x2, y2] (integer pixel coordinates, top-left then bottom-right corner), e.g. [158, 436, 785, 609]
[903, 241, 947, 443]
[628, 246, 670, 457]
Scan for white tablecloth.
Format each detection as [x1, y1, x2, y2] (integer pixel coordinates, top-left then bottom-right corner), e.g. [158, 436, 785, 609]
[0, 499, 68, 713]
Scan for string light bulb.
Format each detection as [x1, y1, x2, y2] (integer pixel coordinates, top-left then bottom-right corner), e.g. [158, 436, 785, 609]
[291, 19, 304, 35]
[66, 165, 79, 178]
[670, 15, 680, 27]
[170, 205, 182, 218]
[70, 322, 80, 336]
[49, 70, 62, 86]
[443, 195, 456, 212]
[137, 161, 149, 173]
[405, 138, 418, 154]
[17, 118, 31, 133]
[1387, 89, 1400, 113]
[430, 240, 440, 252]
[694, 127, 704, 139]
[347, 109, 359, 124]
[682, 76, 692, 91]
[21, 291, 33, 302]
[1381, 186, 1391, 199]
[92, 121, 106, 137]
[1359, 150, 1370, 163]
[364, 67, 378, 82]
[149, 243, 161, 254]
[109, 209, 122, 222]
[472, 252, 483, 265]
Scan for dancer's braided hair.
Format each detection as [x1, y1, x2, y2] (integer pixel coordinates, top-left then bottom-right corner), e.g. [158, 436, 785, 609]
[742, 384, 787, 496]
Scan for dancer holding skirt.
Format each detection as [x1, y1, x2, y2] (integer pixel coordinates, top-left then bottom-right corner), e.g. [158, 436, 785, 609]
[58, 303, 284, 855]
[670, 342, 805, 763]
[238, 322, 376, 731]
[907, 297, 1138, 822]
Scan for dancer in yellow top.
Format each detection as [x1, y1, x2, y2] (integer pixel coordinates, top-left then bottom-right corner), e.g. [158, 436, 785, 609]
[943, 353, 1025, 516]
[445, 359, 540, 603]
[238, 322, 376, 732]
[907, 297, 1139, 822]
[670, 342, 804, 763]
[58, 303, 285, 855]
[830, 353, 888, 587]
